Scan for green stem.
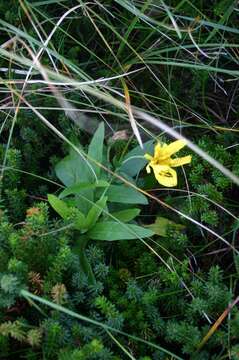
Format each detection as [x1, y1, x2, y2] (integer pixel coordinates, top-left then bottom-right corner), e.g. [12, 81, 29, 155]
[78, 236, 96, 285]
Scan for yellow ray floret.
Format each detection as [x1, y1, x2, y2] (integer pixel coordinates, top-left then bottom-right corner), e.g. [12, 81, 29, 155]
[144, 139, 191, 187]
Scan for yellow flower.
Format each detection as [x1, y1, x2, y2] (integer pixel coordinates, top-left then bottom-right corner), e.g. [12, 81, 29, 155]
[144, 139, 191, 187]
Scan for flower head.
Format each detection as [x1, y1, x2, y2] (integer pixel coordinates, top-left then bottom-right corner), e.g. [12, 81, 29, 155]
[144, 139, 191, 187]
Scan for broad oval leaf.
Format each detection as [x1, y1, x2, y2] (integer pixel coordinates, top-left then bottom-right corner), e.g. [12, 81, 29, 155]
[119, 140, 154, 177]
[88, 221, 154, 240]
[73, 211, 87, 232]
[59, 180, 109, 199]
[48, 194, 71, 220]
[85, 196, 108, 229]
[111, 208, 140, 222]
[48, 194, 87, 231]
[88, 122, 105, 178]
[55, 146, 95, 187]
[107, 185, 148, 205]
[55, 148, 96, 214]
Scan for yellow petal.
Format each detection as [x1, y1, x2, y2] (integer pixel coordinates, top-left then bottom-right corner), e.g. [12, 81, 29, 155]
[159, 139, 187, 160]
[151, 165, 177, 187]
[154, 142, 164, 158]
[169, 155, 192, 167]
[156, 158, 172, 166]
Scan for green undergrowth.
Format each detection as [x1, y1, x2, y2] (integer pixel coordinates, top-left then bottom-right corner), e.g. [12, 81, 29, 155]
[0, 0, 239, 359]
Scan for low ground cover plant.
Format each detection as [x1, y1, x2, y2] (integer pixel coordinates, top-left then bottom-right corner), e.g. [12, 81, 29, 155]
[0, 1, 239, 359]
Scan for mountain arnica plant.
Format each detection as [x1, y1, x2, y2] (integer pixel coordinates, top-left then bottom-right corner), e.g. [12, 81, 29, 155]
[0, 1, 239, 359]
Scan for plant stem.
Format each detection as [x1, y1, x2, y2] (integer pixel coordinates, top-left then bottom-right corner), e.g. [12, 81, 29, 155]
[78, 236, 96, 285]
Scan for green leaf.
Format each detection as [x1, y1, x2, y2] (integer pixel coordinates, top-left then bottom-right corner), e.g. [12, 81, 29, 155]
[48, 194, 87, 231]
[88, 221, 154, 240]
[55, 147, 96, 214]
[55, 146, 95, 187]
[107, 185, 148, 204]
[111, 208, 140, 222]
[146, 216, 185, 237]
[88, 122, 105, 178]
[85, 196, 108, 229]
[73, 211, 87, 231]
[119, 140, 154, 177]
[48, 194, 71, 220]
[59, 180, 109, 199]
